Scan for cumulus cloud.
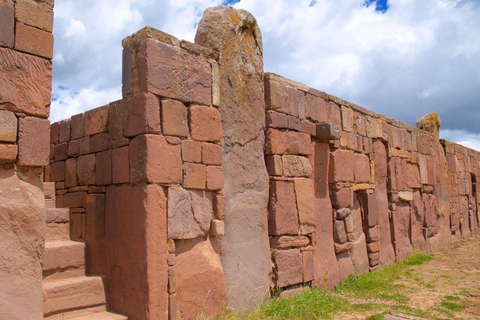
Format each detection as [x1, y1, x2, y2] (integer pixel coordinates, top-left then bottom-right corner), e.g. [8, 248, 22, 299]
[51, 0, 480, 150]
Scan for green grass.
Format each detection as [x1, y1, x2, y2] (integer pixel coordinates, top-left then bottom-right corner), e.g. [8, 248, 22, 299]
[440, 301, 464, 311]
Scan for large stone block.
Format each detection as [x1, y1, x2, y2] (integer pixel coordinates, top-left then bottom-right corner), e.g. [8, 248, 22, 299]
[85, 106, 108, 136]
[0, 168, 45, 320]
[282, 155, 312, 177]
[294, 178, 316, 234]
[268, 180, 299, 235]
[85, 194, 106, 275]
[0, 110, 17, 142]
[17, 117, 49, 166]
[77, 154, 96, 185]
[96, 150, 112, 186]
[167, 186, 212, 240]
[183, 163, 206, 190]
[15, 22, 53, 59]
[106, 184, 168, 320]
[274, 249, 303, 287]
[264, 77, 299, 117]
[130, 134, 182, 184]
[15, 0, 53, 32]
[329, 149, 354, 183]
[190, 105, 222, 142]
[112, 146, 130, 184]
[175, 238, 228, 319]
[123, 34, 212, 105]
[201, 142, 222, 165]
[161, 99, 188, 137]
[0, 0, 14, 47]
[0, 143, 17, 163]
[265, 129, 312, 156]
[0, 47, 52, 117]
[354, 153, 370, 183]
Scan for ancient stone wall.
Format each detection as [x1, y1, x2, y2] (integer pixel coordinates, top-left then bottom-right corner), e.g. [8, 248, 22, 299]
[43, 6, 480, 320]
[0, 0, 54, 318]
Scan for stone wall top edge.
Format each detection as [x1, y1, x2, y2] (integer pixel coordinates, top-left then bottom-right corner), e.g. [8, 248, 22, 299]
[441, 138, 480, 157]
[122, 26, 219, 61]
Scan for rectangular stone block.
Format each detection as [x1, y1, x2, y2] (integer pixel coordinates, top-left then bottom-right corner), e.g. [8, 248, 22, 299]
[341, 105, 353, 132]
[64, 192, 85, 208]
[96, 150, 112, 186]
[265, 155, 283, 176]
[0, 0, 14, 47]
[353, 112, 366, 136]
[181, 140, 201, 163]
[123, 36, 212, 105]
[282, 155, 312, 177]
[85, 106, 108, 136]
[0, 110, 17, 142]
[70, 113, 85, 140]
[354, 153, 370, 183]
[65, 158, 78, 188]
[183, 163, 206, 190]
[329, 149, 354, 183]
[85, 193, 106, 275]
[161, 99, 188, 137]
[213, 192, 226, 220]
[17, 117, 49, 166]
[206, 166, 223, 191]
[67, 139, 80, 157]
[315, 123, 341, 141]
[268, 180, 299, 235]
[190, 105, 222, 142]
[90, 133, 108, 153]
[331, 188, 353, 208]
[130, 134, 182, 184]
[15, 0, 53, 32]
[59, 119, 71, 143]
[15, 22, 53, 59]
[77, 154, 96, 185]
[266, 110, 288, 129]
[265, 77, 299, 117]
[294, 178, 316, 234]
[0, 143, 17, 163]
[300, 120, 316, 136]
[201, 142, 222, 165]
[0, 47, 52, 118]
[54, 143, 68, 162]
[265, 129, 312, 156]
[302, 251, 314, 282]
[50, 161, 65, 182]
[274, 249, 303, 287]
[365, 116, 382, 138]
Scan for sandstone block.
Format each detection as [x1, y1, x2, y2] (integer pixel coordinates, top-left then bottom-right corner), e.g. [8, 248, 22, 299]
[265, 77, 299, 116]
[50, 122, 59, 144]
[367, 241, 380, 253]
[329, 149, 354, 183]
[354, 153, 370, 183]
[50, 161, 65, 182]
[96, 150, 112, 185]
[331, 188, 354, 209]
[213, 192, 226, 220]
[265, 129, 312, 155]
[337, 252, 355, 280]
[210, 219, 225, 237]
[15, 0, 53, 32]
[268, 180, 299, 235]
[190, 105, 222, 142]
[336, 208, 352, 219]
[161, 99, 188, 137]
[64, 192, 85, 208]
[366, 226, 380, 242]
[0, 47, 52, 117]
[89, 132, 108, 153]
[266, 110, 288, 128]
[315, 122, 341, 141]
[15, 22, 53, 59]
[301, 120, 316, 136]
[201, 142, 222, 165]
[17, 117, 49, 166]
[398, 191, 413, 202]
[0, 0, 14, 47]
[182, 140, 201, 163]
[282, 155, 312, 177]
[76, 154, 96, 185]
[353, 112, 366, 136]
[130, 134, 182, 184]
[183, 163, 207, 190]
[341, 106, 354, 132]
[351, 233, 369, 274]
[85, 106, 108, 136]
[265, 155, 283, 176]
[407, 162, 421, 188]
[334, 242, 353, 254]
[0, 110, 17, 142]
[167, 186, 212, 239]
[369, 252, 380, 267]
[123, 37, 212, 105]
[270, 236, 310, 249]
[275, 249, 303, 287]
[59, 119, 71, 143]
[302, 251, 314, 282]
[175, 238, 227, 319]
[54, 143, 68, 161]
[70, 113, 85, 140]
[416, 111, 441, 138]
[333, 220, 347, 244]
[65, 158, 78, 188]
[206, 166, 224, 191]
[85, 193, 106, 275]
[67, 139, 80, 157]
[365, 116, 382, 138]
[112, 146, 130, 184]
[0, 143, 17, 163]
[294, 178, 316, 234]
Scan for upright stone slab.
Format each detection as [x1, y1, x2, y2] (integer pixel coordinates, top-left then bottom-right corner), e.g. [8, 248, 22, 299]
[195, 7, 271, 310]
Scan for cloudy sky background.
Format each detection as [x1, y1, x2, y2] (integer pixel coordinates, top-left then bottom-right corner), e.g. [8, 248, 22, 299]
[51, 0, 480, 150]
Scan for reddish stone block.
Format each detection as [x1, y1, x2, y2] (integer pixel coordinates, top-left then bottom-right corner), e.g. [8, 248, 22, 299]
[130, 134, 182, 184]
[341, 106, 354, 132]
[15, 0, 53, 32]
[301, 120, 316, 136]
[161, 99, 188, 137]
[333, 220, 347, 243]
[289, 116, 302, 132]
[85, 193, 106, 275]
[214, 192, 226, 220]
[329, 149, 354, 183]
[268, 180, 299, 235]
[274, 249, 303, 287]
[0, 47, 52, 118]
[70, 213, 84, 239]
[183, 163, 207, 189]
[0, 143, 17, 163]
[206, 166, 224, 191]
[266, 110, 288, 129]
[265, 155, 283, 176]
[327, 101, 341, 126]
[201, 142, 222, 165]
[15, 22, 53, 59]
[67, 139, 80, 157]
[294, 178, 316, 234]
[17, 117, 49, 166]
[282, 155, 312, 177]
[354, 153, 370, 183]
[265, 78, 299, 117]
[365, 116, 382, 138]
[59, 119, 71, 143]
[0, 110, 17, 142]
[0, 0, 14, 47]
[305, 94, 325, 122]
[85, 106, 108, 136]
[50, 161, 65, 181]
[112, 146, 130, 184]
[54, 142, 68, 161]
[96, 150, 112, 185]
[265, 129, 312, 156]
[331, 188, 353, 208]
[63, 192, 85, 208]
[70, 113, 85, 140]
[353, 112, 366, 136]
[123, 37, 212, 105]
[190, 105, 222, 142]
[50, 122, 59, 144]
[65, 158, 78, 188]
[77, 154, 96, 185]
[182, 140, 201, 163]
[79, 136, 90, 155]
[407, 162, 421, 188]
[90, 133, 108, 153]
[302, 251, 314, 282]
[365, 226, 379, 242]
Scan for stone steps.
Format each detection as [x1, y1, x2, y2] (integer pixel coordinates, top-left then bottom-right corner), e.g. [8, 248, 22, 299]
[42, 182, 128, 319]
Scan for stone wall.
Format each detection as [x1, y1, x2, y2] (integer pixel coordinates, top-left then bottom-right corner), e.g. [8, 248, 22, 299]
[43, 6, 480, 320]
[0, 0, 54, 319]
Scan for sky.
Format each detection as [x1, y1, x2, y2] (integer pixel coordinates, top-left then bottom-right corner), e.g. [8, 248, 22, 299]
[51, 0, 480, 151]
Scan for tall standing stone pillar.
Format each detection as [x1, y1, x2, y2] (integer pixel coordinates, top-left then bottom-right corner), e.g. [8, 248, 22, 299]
[195, 7, 272, 310]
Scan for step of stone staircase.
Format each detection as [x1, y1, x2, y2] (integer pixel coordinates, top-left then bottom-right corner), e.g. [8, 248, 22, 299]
[43, 241, 85, 281]
[43, 276, 107, 318]
[46, 208, 70, 241]
[44, 306, 128, 320]
[43, 181, 56, 201]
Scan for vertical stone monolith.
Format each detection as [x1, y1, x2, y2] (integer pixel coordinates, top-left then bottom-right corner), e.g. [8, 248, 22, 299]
[195, 6, 271, 311]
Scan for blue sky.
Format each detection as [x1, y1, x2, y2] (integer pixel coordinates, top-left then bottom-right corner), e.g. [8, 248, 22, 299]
[51, 0, 480, 150]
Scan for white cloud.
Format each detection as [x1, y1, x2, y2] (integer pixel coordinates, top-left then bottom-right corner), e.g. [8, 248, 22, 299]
[440, 129, 480, 152]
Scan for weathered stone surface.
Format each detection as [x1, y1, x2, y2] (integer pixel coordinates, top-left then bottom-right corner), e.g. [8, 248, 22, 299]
[190, 105, 222, 142]
[354, 153, 371, 183]
[106, 184, 168, 320]
[331, 188, 354, 209]
[161, 99, 188, 137]
[350, 233, 369, 274]
[0, 110, 17, 142]
[392, 203, 413, 262]
[337, 252, 355, 281]
[202, 142, 222, 165]
[130, 134, 182, 184]
[210, 219, 225, 237]
[76, 154, 96, 186]
[294, 178, 316, 234]
[85, 106, 108, 136]
[112, 146, 130, 184]
[0, 143, 17, 163]
[175, 238, 228, 319]
[85, 194, 106, 275]
[0, 168, 45, 320]
[195, 7, 271, 310]
[123, 34, 212, 105]
[282, 155, 312, 177]
[416, 112, 441, 138]
[206, 165, 224, 191]
[315, 122, 341, 141]
[15, 0, 54, 32]
[266, 129, 312, 155]
[182, 140, 201, 163]
[275, 249, 303, 287]
[334, 220, 347, 244]
[0, 48, 52, 117]
[15, 22, 53, 59]
[96, 150, 112, 185]
[268, 180, 299, 235]
[270, 236, 310, 249]
[398, 191, 413, 202]
[329, 149, 354, 183]
[17, 117, 49, 166]
[65, 158, 78, 188]
[266, 155, 283, 176]
[264, 77, 299, 117]
[0, 0, 14, 48]
[167, 186, 212, 240]
[183, 163, 206, 190]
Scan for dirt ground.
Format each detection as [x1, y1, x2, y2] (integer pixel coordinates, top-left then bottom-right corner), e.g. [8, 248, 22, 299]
[338, 235, 480, 320]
